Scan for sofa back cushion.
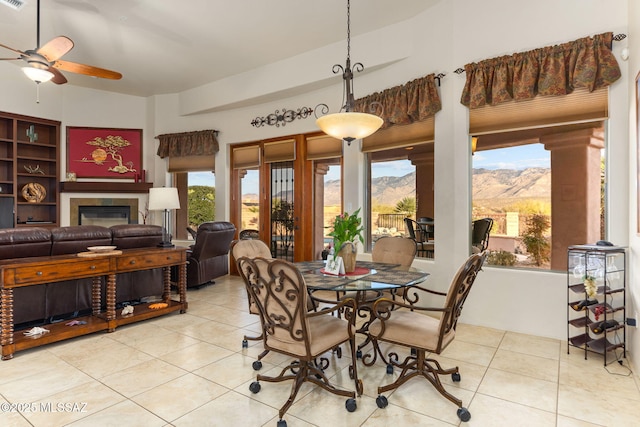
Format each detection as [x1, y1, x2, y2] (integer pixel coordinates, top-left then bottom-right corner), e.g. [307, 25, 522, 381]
[50, 225, 113, 255]
[0, 227, 52, 259]
[110, 224, 163, 249]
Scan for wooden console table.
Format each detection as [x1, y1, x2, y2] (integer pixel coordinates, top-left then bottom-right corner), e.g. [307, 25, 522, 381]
[0, 247, 188, 360]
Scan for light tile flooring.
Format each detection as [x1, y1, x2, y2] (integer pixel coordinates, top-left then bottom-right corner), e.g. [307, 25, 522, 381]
[1, 274, 639, 427]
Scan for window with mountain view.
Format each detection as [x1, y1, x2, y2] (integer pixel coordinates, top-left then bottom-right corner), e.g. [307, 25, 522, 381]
[473, 124, 605, 271]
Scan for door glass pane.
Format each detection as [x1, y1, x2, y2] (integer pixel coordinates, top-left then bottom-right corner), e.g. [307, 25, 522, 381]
[271, 161, 294, 261]
[240, 169, 260, 234]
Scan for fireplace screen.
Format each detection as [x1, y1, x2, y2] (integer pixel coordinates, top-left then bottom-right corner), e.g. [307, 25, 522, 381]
[78, 206, 131, 227]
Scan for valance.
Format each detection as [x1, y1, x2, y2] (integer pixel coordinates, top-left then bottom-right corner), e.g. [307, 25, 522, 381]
[354, 74, 441, 129]
[156, 129, 219, 158]
[460, 32, 621, 109]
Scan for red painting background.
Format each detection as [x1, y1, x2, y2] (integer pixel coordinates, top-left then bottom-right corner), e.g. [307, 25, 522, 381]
[67, 127, 142, 179]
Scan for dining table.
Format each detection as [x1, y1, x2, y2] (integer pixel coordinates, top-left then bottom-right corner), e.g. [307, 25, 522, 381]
[294, 260, 430, 358]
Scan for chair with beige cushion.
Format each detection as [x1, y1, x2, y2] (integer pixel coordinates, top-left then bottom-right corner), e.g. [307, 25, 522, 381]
[338, 236, 417, 358]
[230, 239, 273, 369]
[239, 256, 362, 427]
[367, 251, 487, 422]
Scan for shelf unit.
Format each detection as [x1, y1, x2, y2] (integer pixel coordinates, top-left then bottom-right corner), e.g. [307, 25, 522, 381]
[567, 245, 626, 365]
[0, 112, 60, 228]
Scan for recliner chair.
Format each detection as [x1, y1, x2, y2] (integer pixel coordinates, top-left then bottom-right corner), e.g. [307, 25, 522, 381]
[185, 221, 236, 288]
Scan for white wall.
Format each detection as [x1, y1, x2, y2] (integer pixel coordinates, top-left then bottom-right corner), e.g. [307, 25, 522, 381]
[0, 0, 634, 358]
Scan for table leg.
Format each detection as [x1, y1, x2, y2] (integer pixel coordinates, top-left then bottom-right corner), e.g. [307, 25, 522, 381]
[179, 262, 187, 313]
[91, 276, 102, 316]
[1, 288, 14, 360]
[106, 273, 116, 331]
[162, 266, 171, 302]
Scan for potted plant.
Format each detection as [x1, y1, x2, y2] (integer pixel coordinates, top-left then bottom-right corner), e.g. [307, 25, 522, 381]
[328, 208, 364, 273]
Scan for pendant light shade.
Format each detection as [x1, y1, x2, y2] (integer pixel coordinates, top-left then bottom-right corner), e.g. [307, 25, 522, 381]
[316, 112, 383, 142]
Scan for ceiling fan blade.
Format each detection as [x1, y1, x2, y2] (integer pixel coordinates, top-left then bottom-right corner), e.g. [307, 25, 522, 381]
[37, 36, 74, 62]
[0, 57, 22, 61]
[52, 59, 122, 80]
[48, 67, 67, 85]
[0, 43, 27, 56]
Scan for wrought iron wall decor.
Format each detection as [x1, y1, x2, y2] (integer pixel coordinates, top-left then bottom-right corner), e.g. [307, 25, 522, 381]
[251, 107, 313, 128]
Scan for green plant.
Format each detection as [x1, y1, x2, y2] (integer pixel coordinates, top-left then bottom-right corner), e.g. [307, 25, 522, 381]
[521, 214, 550, 266]
[188, 185, 215, 226]
[328, 208, 364, 259]
[486, 250, 517, 266]
[394, 197, 416, 216]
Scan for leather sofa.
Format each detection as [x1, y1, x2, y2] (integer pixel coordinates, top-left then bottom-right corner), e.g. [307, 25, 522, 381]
[0, 224, 164, 328]
[186, 221, 236, 288]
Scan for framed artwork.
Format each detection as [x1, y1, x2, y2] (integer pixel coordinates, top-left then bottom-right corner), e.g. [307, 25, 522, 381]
[67, 127, 142, 179]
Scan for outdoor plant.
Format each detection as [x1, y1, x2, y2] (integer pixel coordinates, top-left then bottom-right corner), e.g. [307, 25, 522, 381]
[328, 208, 364, 259]
[521, 213, 550, 266]
[486, 249, 517, 266]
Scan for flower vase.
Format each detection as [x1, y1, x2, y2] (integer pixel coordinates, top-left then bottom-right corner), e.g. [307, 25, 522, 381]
[338, 242, 357, 273]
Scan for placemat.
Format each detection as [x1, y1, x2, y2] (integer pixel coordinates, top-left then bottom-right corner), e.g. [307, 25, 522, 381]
[294, 260, 326, 272]
[355, 261, 399, 271]
[360, 269, 429, 286]
[301, 272, 356, 290]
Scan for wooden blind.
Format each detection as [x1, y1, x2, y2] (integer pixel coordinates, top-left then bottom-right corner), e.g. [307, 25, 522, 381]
[361, 118, 434, 153]
[264, 139, 296, 163]
[306, 135, 343, 160]
[232, 145, 261, 169]
[469, 87, 608, 136]
[168, 155, 214, 172]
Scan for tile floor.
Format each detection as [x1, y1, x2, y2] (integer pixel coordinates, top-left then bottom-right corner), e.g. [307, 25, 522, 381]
[1, 274, 639, 427]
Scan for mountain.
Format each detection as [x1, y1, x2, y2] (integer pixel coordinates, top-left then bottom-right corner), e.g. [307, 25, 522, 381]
[243, 167, 551, 207]
[472, 168, 550, 200]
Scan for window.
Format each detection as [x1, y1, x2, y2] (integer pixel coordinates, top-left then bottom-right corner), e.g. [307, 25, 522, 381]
[365, 141, 434, 258]
[175, 171, 215, 240]
[472, 123, 605, 270]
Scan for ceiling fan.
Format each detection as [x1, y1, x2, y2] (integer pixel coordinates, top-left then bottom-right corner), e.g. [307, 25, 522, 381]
[0, 0, 121, 84]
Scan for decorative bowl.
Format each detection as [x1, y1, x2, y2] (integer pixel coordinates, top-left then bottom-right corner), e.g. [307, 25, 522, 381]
[87, 246, 117, 253]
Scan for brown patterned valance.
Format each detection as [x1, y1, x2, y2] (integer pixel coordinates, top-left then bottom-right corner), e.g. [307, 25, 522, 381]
[156, 129, 219, 158]
[354, 74, 441, 129]
[460, 32, 621, 109]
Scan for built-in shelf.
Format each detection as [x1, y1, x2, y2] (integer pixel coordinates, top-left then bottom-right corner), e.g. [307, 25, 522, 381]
[60, 182, 153, 193]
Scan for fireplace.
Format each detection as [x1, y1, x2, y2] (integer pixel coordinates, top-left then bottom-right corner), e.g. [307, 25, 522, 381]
[79, 206, 131, 227]
[70, 198, 139, 226]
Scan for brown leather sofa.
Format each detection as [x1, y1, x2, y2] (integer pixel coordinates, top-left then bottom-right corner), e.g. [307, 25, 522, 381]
[186, 221, 236, 288]
[0, 224, 164, 328]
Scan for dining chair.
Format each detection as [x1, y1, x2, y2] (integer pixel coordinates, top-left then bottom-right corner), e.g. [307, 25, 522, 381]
[230, 238, 274, 370]
[367, 251, 487, 422]
[232, 238, 318, 370]
[471, 217, 494, 253]
[239, 256, 362, 427]
[404, 217, 432, 258]
[339, 236, 418, 357]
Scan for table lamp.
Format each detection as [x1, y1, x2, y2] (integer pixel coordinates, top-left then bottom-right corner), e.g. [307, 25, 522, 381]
[148, 187, 180, 248]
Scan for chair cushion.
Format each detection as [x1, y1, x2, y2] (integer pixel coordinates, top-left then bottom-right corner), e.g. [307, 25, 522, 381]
[265, 314, 350, 358]
[369, 310, 454, 352]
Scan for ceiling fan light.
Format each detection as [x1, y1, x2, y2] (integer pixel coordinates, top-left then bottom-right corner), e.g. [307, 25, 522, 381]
[22, 67, 54, 83]
[316, 112, 383, 142]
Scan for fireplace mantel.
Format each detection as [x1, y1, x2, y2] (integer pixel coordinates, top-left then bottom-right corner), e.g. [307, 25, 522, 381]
[60, 182, 153, 193]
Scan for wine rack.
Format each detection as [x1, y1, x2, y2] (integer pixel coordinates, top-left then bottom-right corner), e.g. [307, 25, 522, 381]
[567, 245, 626, 365]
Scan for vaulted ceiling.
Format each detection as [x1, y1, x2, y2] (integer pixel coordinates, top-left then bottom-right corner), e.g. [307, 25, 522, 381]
[0, 0, 438, 97]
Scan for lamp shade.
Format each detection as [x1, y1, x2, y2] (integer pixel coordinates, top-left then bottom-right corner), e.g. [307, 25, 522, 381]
[22, 67, 54, 83]
[148, 187, 180, 210]
[316, 112, 383, 141]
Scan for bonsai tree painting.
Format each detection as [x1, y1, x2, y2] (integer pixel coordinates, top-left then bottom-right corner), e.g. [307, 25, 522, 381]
[83, 135, 137, 174]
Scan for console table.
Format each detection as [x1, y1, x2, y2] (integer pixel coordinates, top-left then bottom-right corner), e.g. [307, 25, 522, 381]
[0, 247, 188, 360]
